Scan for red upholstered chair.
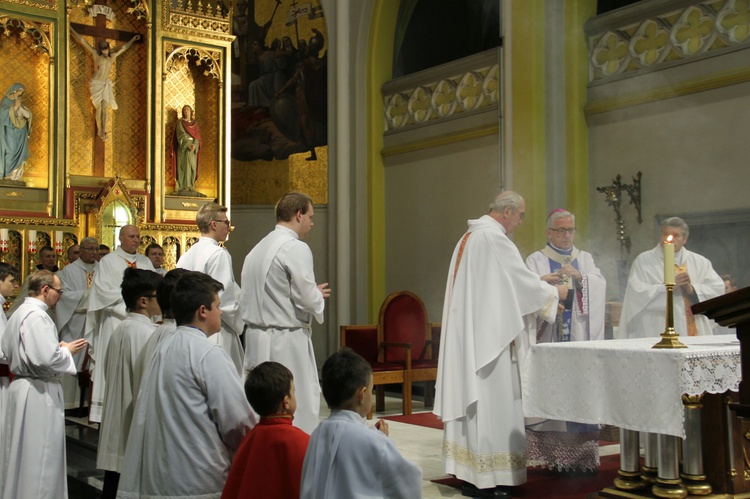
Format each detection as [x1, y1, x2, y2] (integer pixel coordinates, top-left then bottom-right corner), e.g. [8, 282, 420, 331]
[339, 324, 411, 419]
[377, 291, 438, 413]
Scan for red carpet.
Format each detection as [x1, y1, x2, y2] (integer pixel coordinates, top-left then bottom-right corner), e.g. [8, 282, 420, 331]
[381, 411, 444, 429]
[431, 454, 621, 499]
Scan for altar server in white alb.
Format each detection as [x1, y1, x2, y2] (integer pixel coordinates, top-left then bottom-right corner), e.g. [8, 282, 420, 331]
[97, 268, 162, 499]
[0, 271, 87, 499]
[525, 209, 606, 473]
[435, 191, 566, 498]
[131, 268, 189, 397]
[241, 191, 331, 434]
[117, 272, 255, 498]
[0, 262, 20, 450]
[177, 202, 244, 373]
[56, 236, 99, 409]
[618, 217, 724, 339]
[300, 348, 422, 499]
[85, 225, 154, 422]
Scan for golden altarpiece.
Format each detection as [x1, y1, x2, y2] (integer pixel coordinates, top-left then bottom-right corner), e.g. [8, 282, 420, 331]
[0, 0, 233, 285]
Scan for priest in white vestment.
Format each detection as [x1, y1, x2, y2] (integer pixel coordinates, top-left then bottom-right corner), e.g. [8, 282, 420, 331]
[241, 192, 331, 434]
[525, 210, 606, 472]
[117, 272, 255, 499]
[0, 262, 20, 452]
[0, 271, 87, 499]
[435, 191, 564, 497]
[85, 225, 154, 423]
[177, 202, 244, 373]
[618, 217, 724, 339]
[56, 236, 99, 409]
[97, 268, 161, 498]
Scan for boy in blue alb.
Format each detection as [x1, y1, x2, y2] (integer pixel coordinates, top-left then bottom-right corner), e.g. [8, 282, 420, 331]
[300, 348, 422, 498]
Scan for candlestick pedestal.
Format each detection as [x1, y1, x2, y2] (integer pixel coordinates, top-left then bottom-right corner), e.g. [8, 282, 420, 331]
[653, 284, 687, 349]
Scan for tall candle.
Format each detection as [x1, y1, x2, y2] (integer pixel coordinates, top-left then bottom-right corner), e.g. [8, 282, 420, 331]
[664, 235, 675, 284]
[55, 231, 63, 254]
[28, 230, 36, 253]
[0, 228, 7, 241]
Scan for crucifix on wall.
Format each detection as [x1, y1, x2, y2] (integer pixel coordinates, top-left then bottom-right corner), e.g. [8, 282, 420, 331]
[70, 1, 142, 174]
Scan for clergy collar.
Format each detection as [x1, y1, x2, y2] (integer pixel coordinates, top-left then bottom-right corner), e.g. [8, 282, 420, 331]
[25, 296, 48, 311]
[275, 224, 300, 239]
[116, 246, 138, 260]
[547, 242, 574, 255]
[199, 236, 219, 245]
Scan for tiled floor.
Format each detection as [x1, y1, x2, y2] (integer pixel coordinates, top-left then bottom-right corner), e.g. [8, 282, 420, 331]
[362, 396, 620, 499]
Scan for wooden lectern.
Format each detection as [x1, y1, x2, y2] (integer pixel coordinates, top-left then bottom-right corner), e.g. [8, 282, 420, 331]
[692, 286, 750, 496]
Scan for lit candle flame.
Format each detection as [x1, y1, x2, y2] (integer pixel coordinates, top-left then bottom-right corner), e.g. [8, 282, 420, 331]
[666, 235, 673, 243]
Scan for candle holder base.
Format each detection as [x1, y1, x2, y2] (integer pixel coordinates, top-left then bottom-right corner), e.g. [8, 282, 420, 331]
[653, 334, 687, 349]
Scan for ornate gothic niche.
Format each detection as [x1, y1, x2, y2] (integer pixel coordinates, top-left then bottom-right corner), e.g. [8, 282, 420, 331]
[90, 176, 145, 249]
[0, 16, 53, 195]
[162, 0, 232, 42]
[163, 43, 222, 215]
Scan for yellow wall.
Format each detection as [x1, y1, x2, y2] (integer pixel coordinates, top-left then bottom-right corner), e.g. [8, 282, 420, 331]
[506, 0, 546, 254]
[367, 0, 398, 320]
[565, 0, 597, 242]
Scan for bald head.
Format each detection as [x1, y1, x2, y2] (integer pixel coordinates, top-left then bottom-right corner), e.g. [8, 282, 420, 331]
[119, 225, 141, 255]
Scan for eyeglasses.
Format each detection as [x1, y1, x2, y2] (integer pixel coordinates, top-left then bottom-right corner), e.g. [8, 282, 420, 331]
[214, 219, 231, 227]
[550, 228, 576, 235]
[48, 286, 63, 296]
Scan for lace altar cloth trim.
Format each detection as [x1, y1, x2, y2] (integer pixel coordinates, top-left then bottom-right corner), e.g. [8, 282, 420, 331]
[526, 429, 600, 472]
[522, 336, 739, 438]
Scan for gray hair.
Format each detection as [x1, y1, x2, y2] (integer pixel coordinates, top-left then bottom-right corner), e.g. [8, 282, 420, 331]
[80, 237, 98, 248]
[489, 191, 522, 214]
[547, 210, 575, 229]
[660, 217, 689, 238]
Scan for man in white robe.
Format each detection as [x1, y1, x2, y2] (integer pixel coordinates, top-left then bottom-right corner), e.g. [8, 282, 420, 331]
[177, 202, 244, 373]
[0, 262, 20, 450]
[435, 191, 564, 498]
[117, 272, 255, 498]
[131, 268, 188, 397]
[241, 192, 331, 434]
[7, 245, 59, 316]
[618, 217, 724, 339]
[85, 225, 154, 422]
[56, 236, 98, 409]
[525, 209, 606, 472]
[97, 268, 161, 498]
[0, 271, 87, 499]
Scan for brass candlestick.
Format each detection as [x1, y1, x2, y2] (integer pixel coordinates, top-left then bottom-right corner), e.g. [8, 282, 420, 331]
[653, 283, 687, 349]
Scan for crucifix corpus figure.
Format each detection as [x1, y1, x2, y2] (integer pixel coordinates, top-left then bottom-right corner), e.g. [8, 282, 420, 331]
[70, 27, 140, 141]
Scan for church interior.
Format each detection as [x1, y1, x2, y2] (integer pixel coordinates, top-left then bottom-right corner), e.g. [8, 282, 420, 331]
[2, 0, 750, 496]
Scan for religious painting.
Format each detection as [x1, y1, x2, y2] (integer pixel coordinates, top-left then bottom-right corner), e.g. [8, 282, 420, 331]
[230, 0, 328, 205]
[0, 17, 51, 189]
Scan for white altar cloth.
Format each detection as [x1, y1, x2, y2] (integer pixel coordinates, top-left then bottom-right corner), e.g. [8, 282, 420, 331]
[522, 335, 740, 438]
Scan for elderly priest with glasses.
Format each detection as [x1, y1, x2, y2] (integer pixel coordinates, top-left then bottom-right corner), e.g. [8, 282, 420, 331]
[525, 208, 606, 473]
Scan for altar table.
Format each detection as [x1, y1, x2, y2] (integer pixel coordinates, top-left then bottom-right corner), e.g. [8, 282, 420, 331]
[521, 335, 740, 438]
